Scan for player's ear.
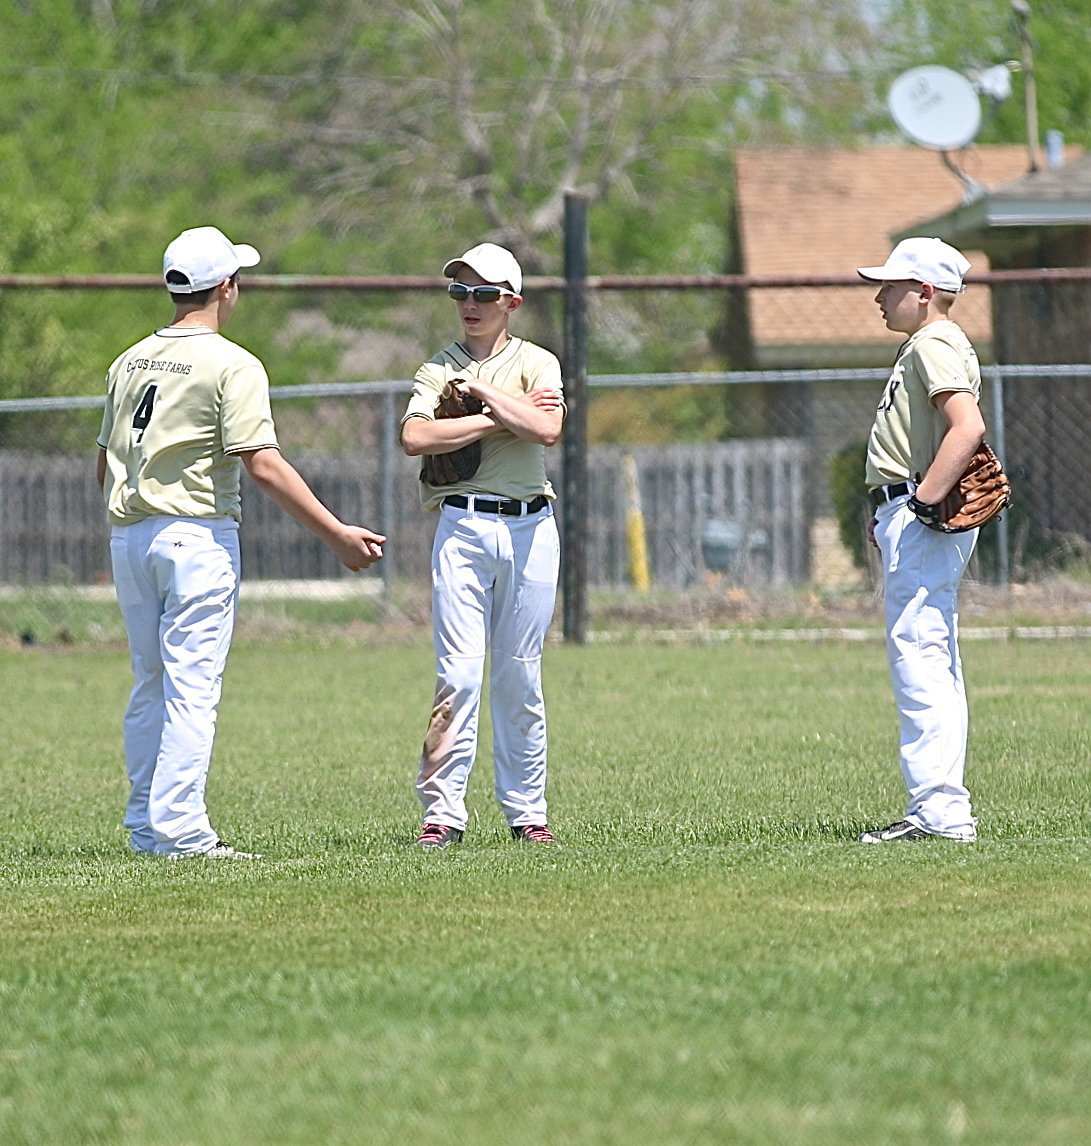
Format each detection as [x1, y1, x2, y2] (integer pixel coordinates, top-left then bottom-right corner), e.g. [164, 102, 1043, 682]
[919, 282, 936, 302]
[505, 294, 523, 313]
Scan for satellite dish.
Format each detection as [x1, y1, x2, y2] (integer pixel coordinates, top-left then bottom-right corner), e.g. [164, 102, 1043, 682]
[888, 66, 982, 151]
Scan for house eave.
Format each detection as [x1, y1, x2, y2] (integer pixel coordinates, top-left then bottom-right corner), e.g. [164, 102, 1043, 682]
[894, 197, 1091, 248]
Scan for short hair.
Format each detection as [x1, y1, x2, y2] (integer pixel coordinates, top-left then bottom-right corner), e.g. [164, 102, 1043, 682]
[167, 270, 238, 305]
[934, 288, 958, 311]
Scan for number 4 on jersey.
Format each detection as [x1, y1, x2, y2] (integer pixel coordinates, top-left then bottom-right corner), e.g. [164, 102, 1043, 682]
[132, 384, 157, 442]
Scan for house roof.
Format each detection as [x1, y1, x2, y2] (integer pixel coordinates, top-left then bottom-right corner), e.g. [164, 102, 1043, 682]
[733, 145, 1067, 364]
[893, 150, 1091, 248]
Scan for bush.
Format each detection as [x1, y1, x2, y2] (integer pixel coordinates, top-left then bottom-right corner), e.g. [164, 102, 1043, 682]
[829, 440, 871, 571]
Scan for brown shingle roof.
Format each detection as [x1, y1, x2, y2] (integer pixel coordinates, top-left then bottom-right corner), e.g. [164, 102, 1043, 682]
[734, 145, 1050, 359]
[970, 148, 1091, 203]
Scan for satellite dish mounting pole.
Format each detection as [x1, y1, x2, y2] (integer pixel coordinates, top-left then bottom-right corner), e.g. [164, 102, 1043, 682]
[1012, 1, 1040, 172]
[940, 150, 985, 203]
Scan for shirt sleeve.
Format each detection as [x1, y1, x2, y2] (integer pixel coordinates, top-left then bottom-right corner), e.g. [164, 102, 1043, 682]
[524, 346, 565, 412]
[221, 360, 279, 454]
[916, 336, 975, 400]
[402, 361, 445, 424]
[527, 352, 562, 390]
[96, 373, 115, 449]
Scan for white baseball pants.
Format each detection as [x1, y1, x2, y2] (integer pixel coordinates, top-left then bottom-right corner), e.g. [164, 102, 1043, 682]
[417, 501, 560, 831]
[873, 497, 978, 838]
[110, 516, 240, 855]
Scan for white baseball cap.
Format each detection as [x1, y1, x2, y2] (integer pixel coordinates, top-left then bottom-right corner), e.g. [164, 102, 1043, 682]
[442, 243, 522, 294]
[163, 226, 261, 293]
[857, 236, 971, 294]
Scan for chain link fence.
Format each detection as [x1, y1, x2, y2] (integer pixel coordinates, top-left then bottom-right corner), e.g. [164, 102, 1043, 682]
[1, 274, 1089, 640]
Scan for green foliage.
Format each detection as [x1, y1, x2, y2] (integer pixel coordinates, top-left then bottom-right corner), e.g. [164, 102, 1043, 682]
[590, 385, 730, 444]
[829, 439, 871, 570]
[1, 0, 1090, 424]
[0, 1, 383, 411]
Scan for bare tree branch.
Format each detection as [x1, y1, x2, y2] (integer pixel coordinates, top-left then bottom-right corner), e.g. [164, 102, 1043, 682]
[265, 0, 880, 270]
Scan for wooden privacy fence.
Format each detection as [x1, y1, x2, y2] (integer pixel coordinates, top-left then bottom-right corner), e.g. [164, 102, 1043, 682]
[577, 440, 808, 588]
[0, 439, 808, 590]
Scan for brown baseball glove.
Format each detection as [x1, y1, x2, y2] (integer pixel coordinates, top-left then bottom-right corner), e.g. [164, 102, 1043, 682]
[908, 441, 1012, 533]
[420, 384, 486, 486]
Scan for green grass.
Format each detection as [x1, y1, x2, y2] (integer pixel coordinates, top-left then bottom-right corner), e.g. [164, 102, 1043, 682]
[1, 636, 1090, 1145]
[0, 588, 390, 647]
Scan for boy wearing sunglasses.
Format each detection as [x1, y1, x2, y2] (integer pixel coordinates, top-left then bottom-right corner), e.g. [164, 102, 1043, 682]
[401, 243, 565, 849]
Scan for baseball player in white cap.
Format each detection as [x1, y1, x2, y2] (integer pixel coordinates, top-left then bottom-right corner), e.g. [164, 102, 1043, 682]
[97, 225, 385, 858]
[401, 242, 565, 849]
[856, 236, 985, 843]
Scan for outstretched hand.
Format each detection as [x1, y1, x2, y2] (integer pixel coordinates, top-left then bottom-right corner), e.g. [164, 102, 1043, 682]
[331, 526, 386, 571]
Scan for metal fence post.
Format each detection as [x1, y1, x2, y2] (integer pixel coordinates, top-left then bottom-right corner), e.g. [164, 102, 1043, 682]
[381, 388, 396, 607]
[562, 193, 590, 644]
[988, 365, 1010, 589]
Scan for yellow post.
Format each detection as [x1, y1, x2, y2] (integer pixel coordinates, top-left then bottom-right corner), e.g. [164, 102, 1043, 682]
[623, 454, 651, 592]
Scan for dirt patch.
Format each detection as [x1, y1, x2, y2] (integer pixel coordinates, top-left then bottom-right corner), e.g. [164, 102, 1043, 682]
[584, 576, 1091, 631]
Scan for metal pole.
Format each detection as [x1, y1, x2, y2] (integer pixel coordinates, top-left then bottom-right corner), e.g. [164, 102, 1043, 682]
[381, 389, 396, 608]
[988, 366, 1011, 589]
[562, 192, 590, 644]
[1013, 1, 1041, 173]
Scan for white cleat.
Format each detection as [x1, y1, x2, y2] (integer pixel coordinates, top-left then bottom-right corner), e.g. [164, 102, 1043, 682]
[167, 839, 264, 860]
[860, 819, 976, 844]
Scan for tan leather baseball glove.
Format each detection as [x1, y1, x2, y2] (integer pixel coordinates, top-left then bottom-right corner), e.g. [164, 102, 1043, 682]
[909, 441, 1012, 533]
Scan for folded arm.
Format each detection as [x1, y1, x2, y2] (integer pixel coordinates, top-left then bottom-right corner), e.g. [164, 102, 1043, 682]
[459, 380, 563, 446]
[400, 409, 500, 456]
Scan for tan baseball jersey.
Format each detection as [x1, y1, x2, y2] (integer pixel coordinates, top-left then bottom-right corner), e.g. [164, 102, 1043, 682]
[403, 336, 564, 510]
[98, 326, 279, 525]
[866, 320, 981, 488]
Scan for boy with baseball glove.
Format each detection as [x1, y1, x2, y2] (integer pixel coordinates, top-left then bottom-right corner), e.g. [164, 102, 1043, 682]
[856, 236, 1000, 844]
[400, 243, 565, 850]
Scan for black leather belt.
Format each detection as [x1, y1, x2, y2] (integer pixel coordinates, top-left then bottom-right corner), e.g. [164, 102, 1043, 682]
[443, 494, 549, 516]
[869, 482, 912, 508]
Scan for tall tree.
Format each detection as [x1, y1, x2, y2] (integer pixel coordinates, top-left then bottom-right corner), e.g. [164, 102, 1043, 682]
[2, 0, 1088, 417]
[276, 0, 885, 277]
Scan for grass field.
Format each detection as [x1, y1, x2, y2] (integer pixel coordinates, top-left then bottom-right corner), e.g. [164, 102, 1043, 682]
[1, 632, 1090, 1145]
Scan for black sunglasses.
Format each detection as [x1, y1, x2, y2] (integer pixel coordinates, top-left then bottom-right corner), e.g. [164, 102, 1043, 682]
[447, 283, 516, 303]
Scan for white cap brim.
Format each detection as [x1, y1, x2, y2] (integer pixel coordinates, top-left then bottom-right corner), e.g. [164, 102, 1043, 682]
[233, 243, 261, 269]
